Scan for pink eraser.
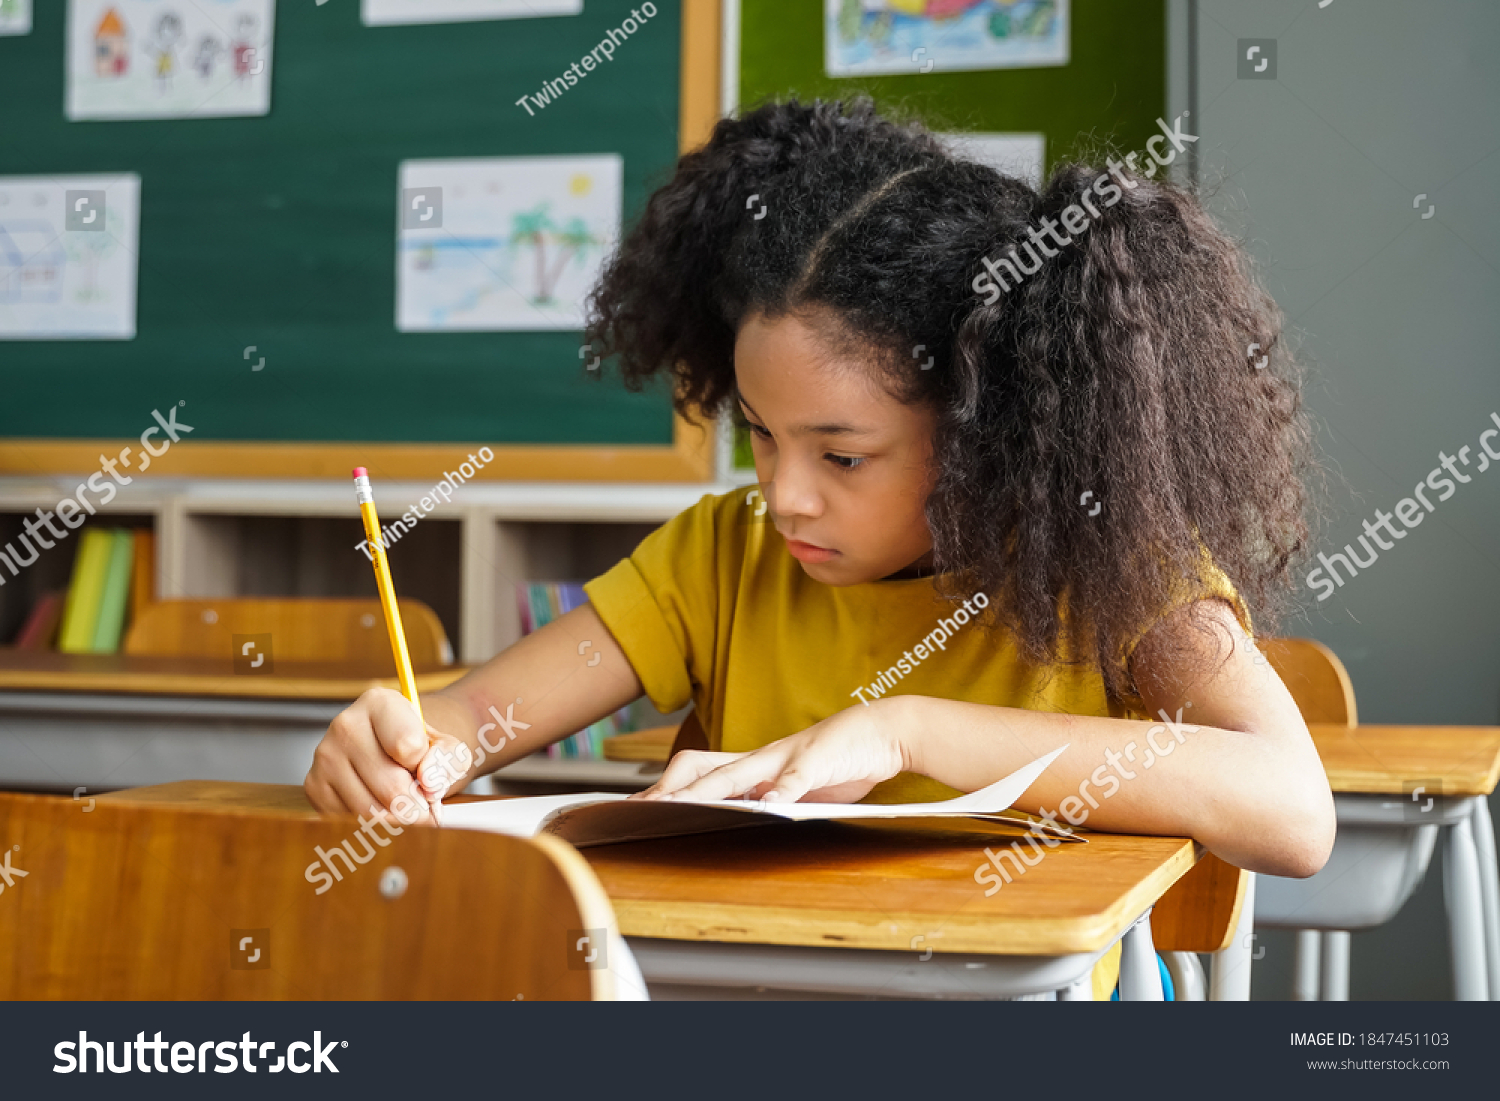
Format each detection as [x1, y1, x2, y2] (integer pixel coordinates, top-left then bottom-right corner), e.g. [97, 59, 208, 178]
[352, 467, 367, 479]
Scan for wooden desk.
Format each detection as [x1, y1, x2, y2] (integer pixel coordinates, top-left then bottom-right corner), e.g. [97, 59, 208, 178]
[1310, 723, 1500, 797]
[0, 652, 465, 794]
[102, 781, 1199, 999]
[0, 650, 466, 700]
[1261, 724, 1500, 1001]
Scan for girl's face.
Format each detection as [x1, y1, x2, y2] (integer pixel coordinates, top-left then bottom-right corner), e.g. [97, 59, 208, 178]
[735, 309, 938, 585]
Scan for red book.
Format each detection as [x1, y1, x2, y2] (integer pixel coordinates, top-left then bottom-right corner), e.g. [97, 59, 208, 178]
[14, 591, 66, 650]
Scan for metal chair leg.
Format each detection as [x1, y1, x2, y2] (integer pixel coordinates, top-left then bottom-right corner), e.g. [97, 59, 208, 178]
[1319, 930, 1350, 1001]
[1210, 871, 1255, 1000]
[1163, 950, 1207, 1001]
[1118, 910, 1164, 1001]
[1293, 929, 1321, 1000]
[1443, 803, 1489, 1000]
[1468, 794, 1500, 1000]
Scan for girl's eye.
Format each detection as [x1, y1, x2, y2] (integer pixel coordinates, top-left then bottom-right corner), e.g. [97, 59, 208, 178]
[827, 453, 865, 472]
[747, 421, 772, 440]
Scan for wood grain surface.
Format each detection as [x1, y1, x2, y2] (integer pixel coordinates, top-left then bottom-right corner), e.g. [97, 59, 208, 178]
[3, 789, 615, 1000]
[99, 782, 1198, 958]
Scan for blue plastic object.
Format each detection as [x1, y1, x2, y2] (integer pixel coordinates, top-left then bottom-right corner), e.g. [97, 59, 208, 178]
[1108, 953, 1175, 1001]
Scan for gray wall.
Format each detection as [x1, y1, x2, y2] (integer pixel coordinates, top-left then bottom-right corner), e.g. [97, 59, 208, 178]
[1172, 0, 1500, 998]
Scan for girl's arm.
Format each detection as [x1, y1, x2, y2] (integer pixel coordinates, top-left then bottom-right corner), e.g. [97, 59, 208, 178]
[639, 600, 1336, 879]
[304, 604, 642, 820]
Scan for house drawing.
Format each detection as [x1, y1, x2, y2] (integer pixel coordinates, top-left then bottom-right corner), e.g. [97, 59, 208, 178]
[94, 8, 128, 77]
[0, 221, 66, 305]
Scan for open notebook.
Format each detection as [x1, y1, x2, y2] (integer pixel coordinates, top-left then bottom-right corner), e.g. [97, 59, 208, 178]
[441, 745, 1074, 847]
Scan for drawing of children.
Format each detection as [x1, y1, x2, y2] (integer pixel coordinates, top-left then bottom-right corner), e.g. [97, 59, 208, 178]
[193, 34, 224, 81]
[147, 12, 184, 93]
[231, 14, 260, 80]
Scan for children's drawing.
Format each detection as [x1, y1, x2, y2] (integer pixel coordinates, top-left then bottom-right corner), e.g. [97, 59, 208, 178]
[147, 11, 184, 93]
[826, 0, 1069, 77]
[362, 0, 579, 27]
[192, 34, 225, 80]
[0, 0, 33, 37]
[66, 0, 275, 120]
[0, 174, 140, 340]
[396, 156, 622, 333]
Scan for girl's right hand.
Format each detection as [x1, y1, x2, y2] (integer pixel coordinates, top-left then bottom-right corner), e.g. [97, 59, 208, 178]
[304, 686, 469, 823]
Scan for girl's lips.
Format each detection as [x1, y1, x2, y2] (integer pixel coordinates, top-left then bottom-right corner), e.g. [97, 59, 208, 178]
[784, 537, 839, 564]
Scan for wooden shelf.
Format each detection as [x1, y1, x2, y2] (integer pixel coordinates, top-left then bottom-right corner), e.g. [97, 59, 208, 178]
[0, 476, 740, 665]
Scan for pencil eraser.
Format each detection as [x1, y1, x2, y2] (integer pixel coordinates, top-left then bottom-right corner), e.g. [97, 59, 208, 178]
[352, 467, 368, 479]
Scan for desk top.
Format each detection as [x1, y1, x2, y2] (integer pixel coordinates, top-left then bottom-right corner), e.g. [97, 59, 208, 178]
[1310, 724, 1500, 797]
[0, 650, 466, 700]
[100, 781, 1197, 957]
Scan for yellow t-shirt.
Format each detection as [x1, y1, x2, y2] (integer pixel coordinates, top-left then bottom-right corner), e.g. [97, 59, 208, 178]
[583, 488, 1248, 1000]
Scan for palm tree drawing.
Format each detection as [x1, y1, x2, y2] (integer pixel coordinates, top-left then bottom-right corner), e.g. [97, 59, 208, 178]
[508, 204, 599, 306]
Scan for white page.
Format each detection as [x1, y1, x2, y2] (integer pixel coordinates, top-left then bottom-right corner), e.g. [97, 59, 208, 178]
[440, 745, 1066, 834]
[441, 791, 627, 836]
[738, 744, 1067, 821]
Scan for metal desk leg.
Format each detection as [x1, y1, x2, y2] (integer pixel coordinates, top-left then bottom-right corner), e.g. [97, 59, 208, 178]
[1210, 871, 1255, 1001]
[1057, 973, 1093, 1000]
[1469, 794, 1500, 1000]
[1442, 803, 1489, 1000]
[1319, 931, 1350, 1001]
[1293, 929, 1321, 1000]
[1117, 910, 1163, 1001]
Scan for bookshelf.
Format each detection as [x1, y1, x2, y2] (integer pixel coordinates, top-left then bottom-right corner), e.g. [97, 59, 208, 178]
[0, 475, 727, 784]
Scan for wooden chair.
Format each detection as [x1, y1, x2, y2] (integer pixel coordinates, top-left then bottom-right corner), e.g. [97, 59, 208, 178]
[0, 787, 626, 1000]
[1262, 637, 1357, 726]
[1152, 637, 1356, 998]
[124, 598, 454, 668]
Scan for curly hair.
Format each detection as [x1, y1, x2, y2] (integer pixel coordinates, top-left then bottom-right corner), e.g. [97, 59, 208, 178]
[584, 96, 1319, 699]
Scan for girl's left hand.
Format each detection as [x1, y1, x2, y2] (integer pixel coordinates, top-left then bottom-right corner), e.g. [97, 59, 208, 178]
[633, 700, 908, 805]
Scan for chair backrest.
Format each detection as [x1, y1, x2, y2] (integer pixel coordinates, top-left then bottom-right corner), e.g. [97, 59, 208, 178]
[0, 789, 618, 1000]
[1261, 637, 1357, 725]
[123, 598, 452, 668]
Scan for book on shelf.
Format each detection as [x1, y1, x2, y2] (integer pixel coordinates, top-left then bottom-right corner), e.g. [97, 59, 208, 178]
[128, 528, 155, 621]
[13, 591, 65, 650]
[57, 527, 115, 654]
[53, 527, 149, 655]
[516, 581, 633, 760]
[91, 528, 135, 653]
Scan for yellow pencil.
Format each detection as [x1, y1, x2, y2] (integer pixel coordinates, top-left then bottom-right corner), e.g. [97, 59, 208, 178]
[353, 467, 441, 824]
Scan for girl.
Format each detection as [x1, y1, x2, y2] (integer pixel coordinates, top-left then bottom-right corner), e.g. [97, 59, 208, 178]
[305, 99, 1335, 981]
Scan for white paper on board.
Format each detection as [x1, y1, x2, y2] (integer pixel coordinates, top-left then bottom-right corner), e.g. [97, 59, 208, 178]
[0, 0, 33, 36]
[66, 0, 276, 120]
[362, 0, 580, 26]
[396, 154, 622, 333]
[0, 173, 140, 340]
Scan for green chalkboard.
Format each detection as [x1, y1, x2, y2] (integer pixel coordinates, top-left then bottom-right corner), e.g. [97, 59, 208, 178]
[741, 0, 1165, 178]
[0, 0, 681, 446]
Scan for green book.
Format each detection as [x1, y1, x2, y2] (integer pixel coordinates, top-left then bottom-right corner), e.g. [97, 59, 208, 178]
[57, 528, 114, 654]
[90, 528, 136, 654]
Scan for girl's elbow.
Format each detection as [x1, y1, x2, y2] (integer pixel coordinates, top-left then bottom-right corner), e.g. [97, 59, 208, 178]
[1250, 791, 1337, 879]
